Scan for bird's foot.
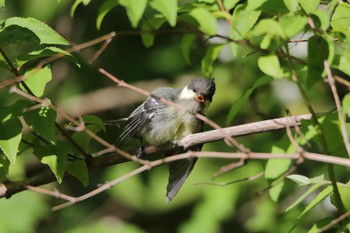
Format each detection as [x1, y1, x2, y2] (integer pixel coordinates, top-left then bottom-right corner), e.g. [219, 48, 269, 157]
[137, 146, 145, 158]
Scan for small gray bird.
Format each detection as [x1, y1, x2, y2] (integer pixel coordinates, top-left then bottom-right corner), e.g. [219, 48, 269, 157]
[116, 77, 216, 202]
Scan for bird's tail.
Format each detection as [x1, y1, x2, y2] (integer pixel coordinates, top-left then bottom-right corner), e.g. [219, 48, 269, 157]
[166, 157, 197, 202]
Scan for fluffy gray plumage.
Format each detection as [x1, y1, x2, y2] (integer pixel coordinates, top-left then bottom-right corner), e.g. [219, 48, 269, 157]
[116, 77, 216, 201]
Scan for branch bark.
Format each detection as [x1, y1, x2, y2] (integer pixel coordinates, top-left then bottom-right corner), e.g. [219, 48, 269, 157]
[0, 113, 320, 199]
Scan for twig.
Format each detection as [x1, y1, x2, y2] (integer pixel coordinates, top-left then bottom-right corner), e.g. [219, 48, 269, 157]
[324, 59, 350, 157]
[316, 210, 350, 233]
[39, 150, 350, 211]
[9, 86, 148, 165]
[195, 171, 264, 186]
[52, 165, 149, 211]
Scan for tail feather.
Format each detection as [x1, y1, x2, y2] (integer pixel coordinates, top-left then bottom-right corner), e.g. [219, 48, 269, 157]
[166, 156, 198, 202]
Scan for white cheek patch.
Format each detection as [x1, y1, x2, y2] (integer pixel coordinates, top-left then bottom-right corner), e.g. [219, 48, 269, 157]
[179, 86, 196, 100]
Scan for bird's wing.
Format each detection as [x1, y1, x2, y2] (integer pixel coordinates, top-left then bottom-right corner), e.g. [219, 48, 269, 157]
[117, 97, 163, 144]
[166, 144, 202, 202]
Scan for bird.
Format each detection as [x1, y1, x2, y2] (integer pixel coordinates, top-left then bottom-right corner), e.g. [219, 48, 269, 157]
[115, 77, 216, 202]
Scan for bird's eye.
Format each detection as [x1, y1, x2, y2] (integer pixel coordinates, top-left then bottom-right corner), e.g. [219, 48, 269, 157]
[192, 88, 197, 93]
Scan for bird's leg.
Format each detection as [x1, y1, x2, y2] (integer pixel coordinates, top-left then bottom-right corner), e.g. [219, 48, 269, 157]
[137, 137, 145, 158]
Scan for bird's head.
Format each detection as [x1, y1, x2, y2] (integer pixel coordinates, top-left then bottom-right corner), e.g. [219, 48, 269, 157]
[179, 77, 216, 112]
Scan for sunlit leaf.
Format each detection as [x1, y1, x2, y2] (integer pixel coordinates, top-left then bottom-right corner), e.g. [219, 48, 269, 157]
[230, 4, 260, 56]
[149, 0, 177, 27]
[337, 182, 350, 210]
[188, 8, 217, 36]
[289, 186, 333, 232]
[258, 54, 286, 78]
[223, 0, 240, 10]
[285, 183, 323, 212]
[298, 186, 332, 219]
[119, 0, 147, 28]
[269, 181, 284, 202]
[0, 17, 68, 45]
[0, 118, 22, 164]
[280, 15, 307, 38]
[299, 0, 319, 14]
[33, 141, 68, 183]
[23, 106, 57, 144]
[96, 0, 118, 30]
[283, 0, 299, 12]
[331, 3, 350, 37]
[0, 0, 4, 10]
[22, 66, 52, 97]
[287, 174, 311, 186]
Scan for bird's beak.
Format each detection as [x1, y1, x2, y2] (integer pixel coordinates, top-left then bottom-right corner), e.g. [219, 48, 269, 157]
[195, 95, 205, 103]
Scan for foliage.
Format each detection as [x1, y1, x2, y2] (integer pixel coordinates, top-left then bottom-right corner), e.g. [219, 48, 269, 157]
[1, 0, 350, 232]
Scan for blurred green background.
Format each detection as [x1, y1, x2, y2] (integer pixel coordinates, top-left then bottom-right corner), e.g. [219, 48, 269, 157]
[0, 0, 346, 233]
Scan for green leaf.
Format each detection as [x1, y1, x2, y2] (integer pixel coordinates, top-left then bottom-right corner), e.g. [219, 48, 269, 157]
[0, 156, 10, 182]
[343, 93, 350, 118]
[331, 3, 350, 37]
[149, 0, 177, 27]
[299, 0, 319, 14]
[285, 183, 323, 212]
[298, 186, 333, 219]
[319, 113, 348, 157]
[119, 0, 147, 28]
[22, 66, 52, 97]
[252, 19, 284, 38]
[0, 100, 31, 122]
[337, 183, 350, 210]
[33, 141, 68, 183]
[307, 35, 327, 88]
[269, 181, 284, 202]
[0, 17, 68, 45]
[230, 4, 260, 56]
[23, 106, 57, 144]
[83, 115, 106, 132]
[201, 43, 226, 78]
[96, 0, 118, 30]
[141, 17, 165, 48]
[312, 9, 330, 31]
[265, 158, 291, 180]
[17, 47, 80, 68]
[0, 0, 5, 10]
[188, 8, 217, 36]
[67, 159, 89, 186]
[70, 0, 91, 17]
[226, 75, 272, 125]
[280, 15, 307, 38]
[0, 118, 22, 164]
[258, 54, 286, 78]
[289, 185, 333, 232]
[287, 174, 311, 186]
[223, 0, 240, 10]
[180, 34, 196, 65]
[283, 0, 299, 12]
[72, 116, 104, 153]
[335, 50, 350, 76]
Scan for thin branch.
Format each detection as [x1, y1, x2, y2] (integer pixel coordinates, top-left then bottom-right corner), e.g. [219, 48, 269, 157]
[324, 59, 350, 157]
[41, 150, 350, 211]
[9, 86, 148, 165]
[317, 210, 350, 233]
